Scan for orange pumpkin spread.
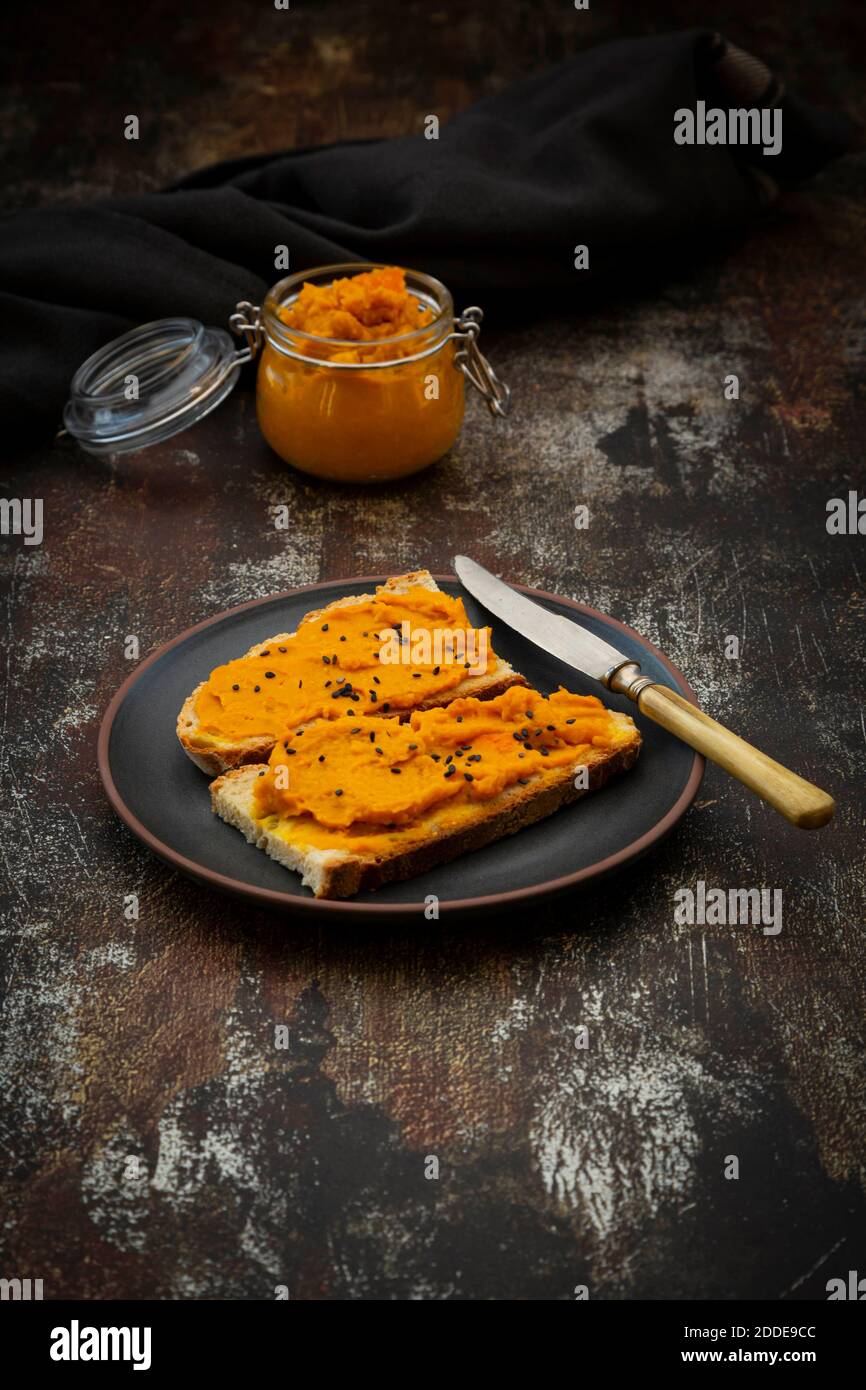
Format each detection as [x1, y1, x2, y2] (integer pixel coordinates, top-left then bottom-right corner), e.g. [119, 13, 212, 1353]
[256, 265, 464, 482]
[252, 686, 635, 854]
[278, 265, 433, 363]
[192, 585, 495, 746]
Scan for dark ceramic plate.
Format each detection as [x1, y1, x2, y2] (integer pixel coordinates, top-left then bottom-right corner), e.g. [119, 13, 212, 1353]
[98, 575, 704, 919]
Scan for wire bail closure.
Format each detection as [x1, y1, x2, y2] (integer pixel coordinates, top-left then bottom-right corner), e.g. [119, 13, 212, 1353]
[229, 302, 263, 361]
[452, 307, 511, 418]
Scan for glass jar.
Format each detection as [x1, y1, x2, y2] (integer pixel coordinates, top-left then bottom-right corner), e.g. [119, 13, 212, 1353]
[249, 266, 467, 482]
[63, 262, 510, 477]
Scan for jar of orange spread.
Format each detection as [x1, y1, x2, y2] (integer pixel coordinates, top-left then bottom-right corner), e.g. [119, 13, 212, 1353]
[233, 263, 510, 482]
[63, 263, 510, 473]
[64, 263, 510, 473]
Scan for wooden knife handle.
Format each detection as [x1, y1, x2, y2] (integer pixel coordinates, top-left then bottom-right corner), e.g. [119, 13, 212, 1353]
[636, 683, 835, 829]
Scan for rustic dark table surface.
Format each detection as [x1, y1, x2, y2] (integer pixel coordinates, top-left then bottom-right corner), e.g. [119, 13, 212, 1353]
[1, 0, 864, 1300]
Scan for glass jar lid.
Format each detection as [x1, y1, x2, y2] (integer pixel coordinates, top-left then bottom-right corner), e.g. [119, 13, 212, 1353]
[63, 317, 244, 455]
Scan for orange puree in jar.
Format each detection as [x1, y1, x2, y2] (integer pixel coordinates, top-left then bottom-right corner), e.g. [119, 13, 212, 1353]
[280, 266, 433, 358]
[256, 265, 464, 482]
[251, 686, 632, 854]
[192, 584, 492, 746]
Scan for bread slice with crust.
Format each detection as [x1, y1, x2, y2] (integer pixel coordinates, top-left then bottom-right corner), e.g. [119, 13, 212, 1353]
[178, 570, 526, 775]
[210, 712, 641, 900]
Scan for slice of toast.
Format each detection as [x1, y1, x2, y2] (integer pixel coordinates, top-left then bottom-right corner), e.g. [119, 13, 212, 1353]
[210, 712, 641, 899]
[178, 570, 525, 775]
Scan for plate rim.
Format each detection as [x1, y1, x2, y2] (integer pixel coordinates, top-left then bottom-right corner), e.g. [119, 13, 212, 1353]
[97, 574, 705, 917]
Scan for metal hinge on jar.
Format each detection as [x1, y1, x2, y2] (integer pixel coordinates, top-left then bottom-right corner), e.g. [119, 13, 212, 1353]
[452, 307, 511, 418]
[229, 302, 263, 361]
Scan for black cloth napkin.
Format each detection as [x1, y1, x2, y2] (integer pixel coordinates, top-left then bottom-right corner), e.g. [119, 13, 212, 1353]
[0, 27, 849, 449]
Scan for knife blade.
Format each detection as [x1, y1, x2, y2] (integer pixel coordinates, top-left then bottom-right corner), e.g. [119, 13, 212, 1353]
[452, 554, 834, 829]
[453, 553, 628, 685]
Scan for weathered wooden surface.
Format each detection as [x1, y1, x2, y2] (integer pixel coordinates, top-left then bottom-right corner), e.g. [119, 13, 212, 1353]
[1, 0, 865, 1300]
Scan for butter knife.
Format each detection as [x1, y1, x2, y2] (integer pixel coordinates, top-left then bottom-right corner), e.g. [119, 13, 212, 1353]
[454, 555, 834, 829]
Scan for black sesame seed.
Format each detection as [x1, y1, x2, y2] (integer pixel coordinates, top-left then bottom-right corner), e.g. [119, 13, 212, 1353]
[444, 766, 456, 778]
[375, 747, 383, 756]
[334, 788, 343, 796]
[430, 753, 441, 762]
[295, 730, 303, 736]
[265, 671, 275, 679]
[540, 748, 549, 756]
[340, 635, 347, 641]
[351, 727, 360, 733]
[464, 772, 474, 782]
[279, 647, 287, 653]
[525, 711, 534, 719]
[390, 767, 402, 775]
[321, 623, 329, 632]
[370, 690, 377, 702]
[412, 672, 422, 679]
[373, 675, 381, 685]
[547, 725, 555, 731]
[318, 755, 325, 762]
[325, 680, 332, 688]
[286, 748, 296, 756]
[566, 719, 576, 725]
[445, 755, 453, 764]
[257, 770, 265, 778]
[253, 684, 261, 692]
[261, 650, 270, 657]
[512, 732, 524, 742]
[517, 777, 529, 786]
[455, 716, 463, 723]
[232, 683, 240, 691]
[322, 655, 331, 665]
[382, 703, 390, 712]
[369, 732, 376, 742]
[433, 666, 440, 676]
[298, 679, 303, 689]
[408, 743, 418, 750]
